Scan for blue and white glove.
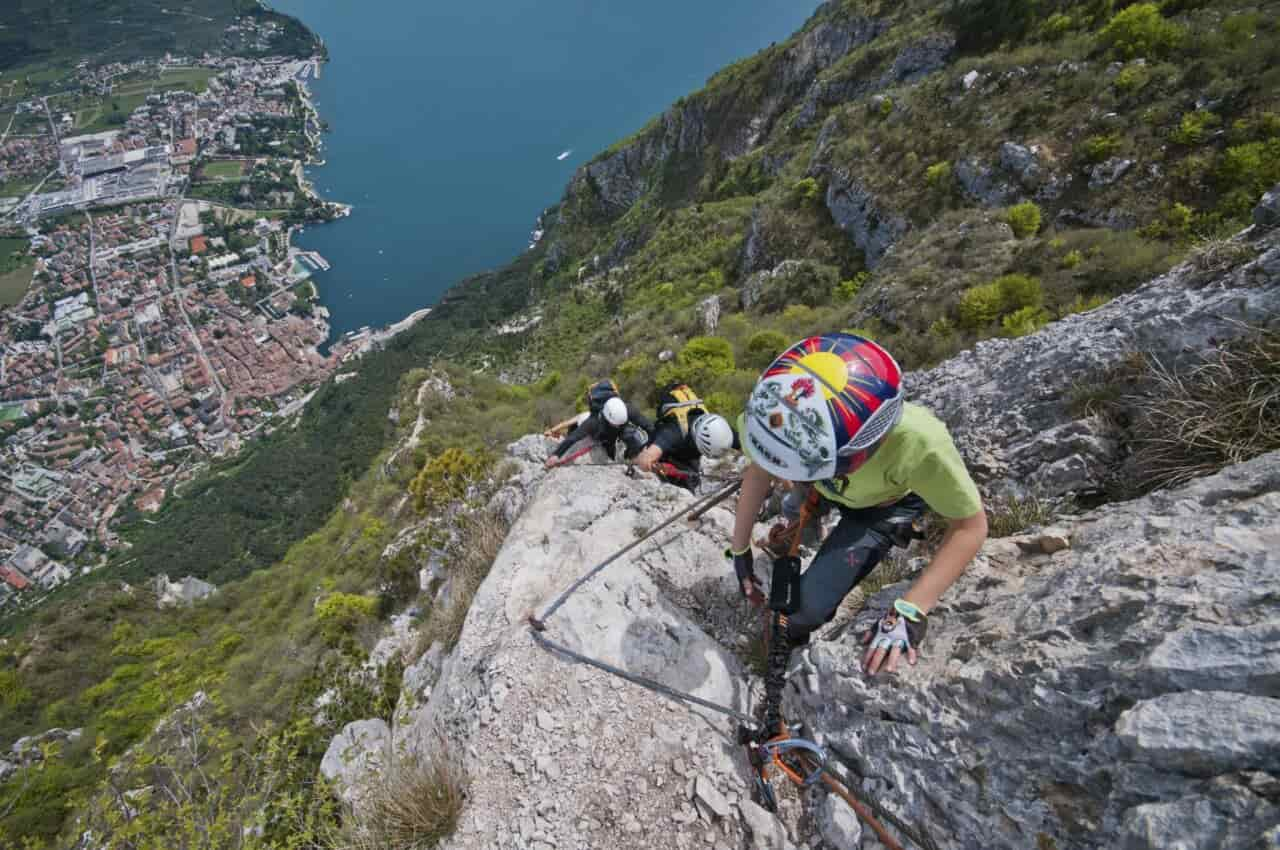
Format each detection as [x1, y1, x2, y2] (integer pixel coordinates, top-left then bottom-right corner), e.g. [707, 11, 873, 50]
[861, 599, 928, 674]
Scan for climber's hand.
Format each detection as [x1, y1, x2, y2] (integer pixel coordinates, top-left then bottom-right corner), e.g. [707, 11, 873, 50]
[728, 548, 764, 607]
[543, 455, 560, 470]
[861, 599, 928, 675]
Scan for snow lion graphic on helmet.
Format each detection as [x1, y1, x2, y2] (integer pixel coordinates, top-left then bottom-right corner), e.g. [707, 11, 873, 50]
[745, 333, 904, 481]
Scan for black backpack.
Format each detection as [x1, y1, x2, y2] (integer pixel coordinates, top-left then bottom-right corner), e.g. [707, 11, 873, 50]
[586, 379, 620, 415]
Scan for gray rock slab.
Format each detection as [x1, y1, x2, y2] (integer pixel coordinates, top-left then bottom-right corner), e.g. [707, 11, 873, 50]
[1116, 691, 1280, 776]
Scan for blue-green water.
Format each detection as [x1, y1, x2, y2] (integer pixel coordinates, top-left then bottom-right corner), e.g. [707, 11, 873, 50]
[271, 0, 818, 340]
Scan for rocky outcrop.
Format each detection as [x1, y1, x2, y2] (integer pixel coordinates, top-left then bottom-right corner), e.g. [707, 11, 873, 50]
[908, 226, 1280, 497]
[320, 718, 391, 814]
[1255, 183, 1280, 228]
[391, 465, 774, 850]
[740, 259, 840, 312]
[567, 11, 890, 222]
[149, 574, 215, 607]
[793, 32, 955, 129]
[787, 450, 1280, 850]
[824, 171, 909, 268]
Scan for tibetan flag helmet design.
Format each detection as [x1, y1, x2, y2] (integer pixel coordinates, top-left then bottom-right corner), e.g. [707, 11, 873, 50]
[745, 333, 904, 481]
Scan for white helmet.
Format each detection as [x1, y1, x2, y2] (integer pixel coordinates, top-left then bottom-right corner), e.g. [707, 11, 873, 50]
[692, 413, 734, 458]
[602, 396, 629, 427]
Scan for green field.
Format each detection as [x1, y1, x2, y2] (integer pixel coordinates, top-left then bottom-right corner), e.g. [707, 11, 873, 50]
[201, 159, 248, 181]
[0, 404, 23, 422]
[0, 175, 40, 198]
[0, 236, 34, 306]
[56, 67, 218, 133]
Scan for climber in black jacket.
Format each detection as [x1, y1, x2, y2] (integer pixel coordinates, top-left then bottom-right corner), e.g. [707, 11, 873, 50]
[545, 381, 652, 469]
[632, 383, 738, 490]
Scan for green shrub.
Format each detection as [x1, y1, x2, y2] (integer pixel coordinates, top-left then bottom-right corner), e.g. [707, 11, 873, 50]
[1061, 293, 1112, 315]
[1001, 306, 1052, 337]
[1171, 110, 1220, 145]
[877, 96, 894, 118]
[925, 161, 953, 190]
[1079, 134, 1121, 164]
[744, 330, 789, 370]
[655, 335, 736, 389]
[315, 592, 377, 642]
[1216, 139, 1280, 216]
[410, 447, 493, 513]
[791, 177, 822, 206]
[1114, 65, 1150, 94]
[1005, 202, 1042, 239]
[1060, 249, 1084, 269]
[1100, 3, 1183, 59]
[957, 282, 1006, 328]
[957, 274, 1044, 328]
[1039, 12, 1075, 40]
[832, 272, 868, 302]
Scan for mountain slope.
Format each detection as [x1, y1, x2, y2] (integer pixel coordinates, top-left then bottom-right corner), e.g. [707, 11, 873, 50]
[4, 0, 1280, 843]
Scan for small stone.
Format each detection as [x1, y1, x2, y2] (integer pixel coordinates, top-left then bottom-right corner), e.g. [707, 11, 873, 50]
[962, 70, 980, 90]
[739, 800, 789, 849]
[816, 791, 862, 848]
[536, 710, 556, 731]
[506, 756, 527, 776]
[696, 773, 727, 819]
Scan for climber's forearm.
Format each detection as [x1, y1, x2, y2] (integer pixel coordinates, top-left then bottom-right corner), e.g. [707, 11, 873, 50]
[903, 509, 987, 614]
[731, 463, 772, 552]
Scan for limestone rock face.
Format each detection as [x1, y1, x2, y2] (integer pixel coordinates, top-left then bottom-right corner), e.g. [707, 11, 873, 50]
[319, 719, 390, 813]
[567, 10, 887, 222]
[150, 574, 216, 607]
[1255, 183, 1280, 228]
[398, 467, 759, 850]
[908, 227, 1280, 496]
[787, 452, 1280, 850]
[824, 171, 909, 268]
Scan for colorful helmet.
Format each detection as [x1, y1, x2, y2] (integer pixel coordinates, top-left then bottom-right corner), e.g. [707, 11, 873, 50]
[602, 396, 629, 427]
[692, 413, 734, 458]
[743, 333, 903, 481]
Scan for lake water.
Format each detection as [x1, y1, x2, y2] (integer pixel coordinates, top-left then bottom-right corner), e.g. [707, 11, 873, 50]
[270, 0, 818, 339]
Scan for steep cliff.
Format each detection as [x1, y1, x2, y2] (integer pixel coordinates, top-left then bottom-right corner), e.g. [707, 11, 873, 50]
[323, 221, 1279, 849]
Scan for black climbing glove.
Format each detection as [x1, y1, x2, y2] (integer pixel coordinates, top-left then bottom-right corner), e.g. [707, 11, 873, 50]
[861, 599, 928, 674]
[726, 546, 763, 606]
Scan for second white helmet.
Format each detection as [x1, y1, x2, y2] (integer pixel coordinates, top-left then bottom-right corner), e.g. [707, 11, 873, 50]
[602, 396, 629, 427]
[692, 413, 734, 457]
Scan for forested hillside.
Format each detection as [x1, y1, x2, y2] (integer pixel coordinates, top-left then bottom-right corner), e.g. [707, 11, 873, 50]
[2, 0, 1278, 843]
[0, 0, 316, 71]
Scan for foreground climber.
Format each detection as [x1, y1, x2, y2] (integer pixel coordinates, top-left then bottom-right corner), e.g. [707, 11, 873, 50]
[545, 379, 652, 468]
[728, 333, 987, 734]
[632, 383, 737, 491]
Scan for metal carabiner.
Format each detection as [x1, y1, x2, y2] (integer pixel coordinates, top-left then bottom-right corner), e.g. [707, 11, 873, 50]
[762, 736, 827, 786]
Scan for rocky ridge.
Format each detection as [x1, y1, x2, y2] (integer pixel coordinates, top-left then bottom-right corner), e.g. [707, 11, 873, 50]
[326, 221, 1280, 848]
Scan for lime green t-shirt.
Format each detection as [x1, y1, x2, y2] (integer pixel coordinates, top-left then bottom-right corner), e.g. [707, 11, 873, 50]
[738, 402, 982, 519]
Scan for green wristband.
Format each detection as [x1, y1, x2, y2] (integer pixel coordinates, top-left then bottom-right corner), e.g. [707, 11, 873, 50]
[725, 544, 751, 558]
[894, 599, 924, 622]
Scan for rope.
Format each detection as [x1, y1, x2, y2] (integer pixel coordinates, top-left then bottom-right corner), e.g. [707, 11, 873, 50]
[531, 477, 740, 626]
[526, 473, 936, 850]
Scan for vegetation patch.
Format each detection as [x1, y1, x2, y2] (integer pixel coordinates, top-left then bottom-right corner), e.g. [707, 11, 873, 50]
[1103, 326, 1280, 495]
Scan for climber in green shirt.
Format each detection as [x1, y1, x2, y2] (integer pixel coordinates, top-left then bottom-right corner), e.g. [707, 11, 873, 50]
[727, 333, 987, 721]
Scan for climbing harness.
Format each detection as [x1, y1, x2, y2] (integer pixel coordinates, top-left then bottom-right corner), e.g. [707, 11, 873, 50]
[526, 476, 936, 850]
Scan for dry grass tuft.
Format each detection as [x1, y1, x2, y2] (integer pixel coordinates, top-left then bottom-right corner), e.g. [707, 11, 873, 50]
[985, 492, 1053, 538]
[329, 739, 467, 850]
[417, 508, 511, 654]
[1115, 327, 1280, 494]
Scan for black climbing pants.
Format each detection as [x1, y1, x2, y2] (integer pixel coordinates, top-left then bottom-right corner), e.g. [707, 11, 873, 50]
[782, 493, 927, 644]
